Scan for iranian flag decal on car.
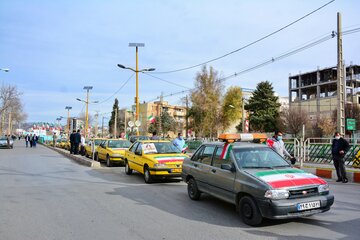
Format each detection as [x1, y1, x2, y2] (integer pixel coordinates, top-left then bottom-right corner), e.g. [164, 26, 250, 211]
[154, 156, 186, 163]
[255, 169, 326, 188]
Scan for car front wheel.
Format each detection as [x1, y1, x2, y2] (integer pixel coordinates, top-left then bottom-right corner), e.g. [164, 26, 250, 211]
[125, 161, 133, 175]
[144, 166, 153, 184]
[106, 155, 112, 167]
[239, 196, 263, 226]
[187, 178, 201, 200]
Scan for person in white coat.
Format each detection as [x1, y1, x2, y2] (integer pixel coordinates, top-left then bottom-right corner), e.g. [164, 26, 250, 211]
[267, 130, 296, 164]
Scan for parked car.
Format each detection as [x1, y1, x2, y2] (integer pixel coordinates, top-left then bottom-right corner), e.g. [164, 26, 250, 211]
[0, 136, 14, 149]
[129, 135, 150, 143]
[84, 138, 106, 158]
[124, 140, 188, 183]
[95, 139, 132, 167]
[182, 133, 334, 226]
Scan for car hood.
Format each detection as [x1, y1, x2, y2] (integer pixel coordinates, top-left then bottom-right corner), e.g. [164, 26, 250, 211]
[109, 148, 127, 154]
[244, 168, 326, 189]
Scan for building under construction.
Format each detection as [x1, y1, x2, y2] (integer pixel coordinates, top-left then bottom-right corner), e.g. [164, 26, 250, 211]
[289, 64, 360, 120]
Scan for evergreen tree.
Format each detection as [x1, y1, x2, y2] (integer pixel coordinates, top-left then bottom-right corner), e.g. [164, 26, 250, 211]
[108, 98, 121, 136]
[245, 81, 280, 132]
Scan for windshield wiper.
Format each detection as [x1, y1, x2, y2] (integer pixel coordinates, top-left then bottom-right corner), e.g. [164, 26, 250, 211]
[272, 165, 290, 168]
[242, 166, 273, 169]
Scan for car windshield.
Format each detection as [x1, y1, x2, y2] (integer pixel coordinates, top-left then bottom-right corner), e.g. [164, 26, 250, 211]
[94, 139, 103, 145]
[108, 140, 131, 149]
[142, 142, 181, 154]
[233, 147, 290, 169]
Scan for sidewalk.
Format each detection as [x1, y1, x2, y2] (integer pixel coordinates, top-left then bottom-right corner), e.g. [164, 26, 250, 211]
[298, 162, 360, 183]
[44, 144, 101, 168]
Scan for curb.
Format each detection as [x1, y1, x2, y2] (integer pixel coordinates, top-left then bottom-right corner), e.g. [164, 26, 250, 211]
[300, 166, 360, 184]
[44, 144, 101, 168]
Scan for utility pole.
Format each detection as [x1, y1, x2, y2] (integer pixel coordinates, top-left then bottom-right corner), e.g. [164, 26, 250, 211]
[84, 86, 92, 138]
[337, 12, 345, 136]
[101, 116, 105, 138]
[241, 97, 245, 132]
[185, 95, 189, 138]
[94, 111, 99, 137]
[7, 111, 12, 135]
[65, 106, 72, 139]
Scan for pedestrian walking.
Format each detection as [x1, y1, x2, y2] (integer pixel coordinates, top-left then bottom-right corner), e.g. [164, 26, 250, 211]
[32, 134, 38, 148]
[25, 134, 30, 148]
[74, 130, 81, 155]
[172, 132, 187, 153]
[70, 130, 76, 154]
[52, 133, 57, 147]
[80, 134, 86, 155]
[332, 132, 350, 183]
[29, 134, 33, 148]
[267, 130, 296, 164]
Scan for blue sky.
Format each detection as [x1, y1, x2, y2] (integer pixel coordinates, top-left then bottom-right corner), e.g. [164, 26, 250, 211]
[0, 0, 359, 124]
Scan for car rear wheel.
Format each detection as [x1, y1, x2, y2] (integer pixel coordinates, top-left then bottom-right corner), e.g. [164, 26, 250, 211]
[144, 166, 153, 184]
[125, 161, 133, 175]
[187, 178, 201, 200]
[106, 155, 112, 167]
[239, 196, 263, 226]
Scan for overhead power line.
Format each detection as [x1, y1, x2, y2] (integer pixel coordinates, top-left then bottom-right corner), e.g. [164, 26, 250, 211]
[96, 73, 135, 104]
[142, 72, 192, 89]
[145, 27, 359, 103]
[152, 0, 336, 74]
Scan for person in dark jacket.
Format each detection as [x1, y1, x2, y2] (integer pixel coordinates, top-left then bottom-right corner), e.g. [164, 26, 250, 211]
[74, 130, 81, 155]
[331, 132, 350, 183]
[70, 130, 76, 154]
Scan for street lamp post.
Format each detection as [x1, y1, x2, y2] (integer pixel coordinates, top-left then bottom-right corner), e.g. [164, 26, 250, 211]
[117, 43, 155, 136]
[0, 68, 9, 72]
[65, 106, 72, 139]
[76, 86, 98, 139]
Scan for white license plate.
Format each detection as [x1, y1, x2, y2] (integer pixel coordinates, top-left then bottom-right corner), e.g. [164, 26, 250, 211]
[297, 201, 321, 211]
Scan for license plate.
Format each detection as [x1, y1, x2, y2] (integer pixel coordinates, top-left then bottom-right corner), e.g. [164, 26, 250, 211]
[297, 201, 321, 211]
[171, 168, 181, 173]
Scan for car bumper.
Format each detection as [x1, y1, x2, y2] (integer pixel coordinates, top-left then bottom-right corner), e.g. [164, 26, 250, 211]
[109, 156, 125, 162]
[257, 194, 334, 219]
[149, 167, 182, 177]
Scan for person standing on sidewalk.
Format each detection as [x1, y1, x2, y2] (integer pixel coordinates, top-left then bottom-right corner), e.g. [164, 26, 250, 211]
[25, 134, 30, 148]
[332, 132, 350, 183]
[69, 130, 76, 154]
[74, 130, 81, 155]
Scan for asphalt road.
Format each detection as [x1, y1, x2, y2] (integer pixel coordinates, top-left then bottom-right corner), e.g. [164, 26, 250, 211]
[1, 140, 360, 240]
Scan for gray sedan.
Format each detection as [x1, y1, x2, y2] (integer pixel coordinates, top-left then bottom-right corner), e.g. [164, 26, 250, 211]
[0, 136, 14, 149]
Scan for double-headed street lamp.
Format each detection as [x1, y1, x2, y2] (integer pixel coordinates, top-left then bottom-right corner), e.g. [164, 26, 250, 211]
[76, 86, 98, 138]
[117, 43, 155, 136]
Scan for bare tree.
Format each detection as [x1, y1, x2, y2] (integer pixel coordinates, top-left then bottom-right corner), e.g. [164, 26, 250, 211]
[317, 115, 336, 137]
[280, 107, 308, 137]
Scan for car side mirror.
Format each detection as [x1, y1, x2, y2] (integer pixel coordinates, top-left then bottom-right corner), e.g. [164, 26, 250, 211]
[221, 163, 235, 172]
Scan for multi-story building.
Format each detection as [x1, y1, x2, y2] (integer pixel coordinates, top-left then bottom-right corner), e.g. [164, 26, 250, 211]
[289, 64, 360, 121]
[131, 100, 187, 137]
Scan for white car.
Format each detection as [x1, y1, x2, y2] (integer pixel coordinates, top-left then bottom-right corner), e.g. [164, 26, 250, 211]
[0, 136, 14, 149]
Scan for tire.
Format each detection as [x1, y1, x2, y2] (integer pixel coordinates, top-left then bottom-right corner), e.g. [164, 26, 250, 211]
[187, 178, 201, 200]
[144, 166, 153, 184]
[125, 161, 133, 175]
[239, 196, 263, 226]
[106, 155, 112, 167]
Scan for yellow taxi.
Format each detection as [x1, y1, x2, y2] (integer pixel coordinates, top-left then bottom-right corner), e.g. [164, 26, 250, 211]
[95, 139, 132, 167]
[124, 140, 188, 183]
[58, 139, 69, 149]
[84, 138, 106, 158]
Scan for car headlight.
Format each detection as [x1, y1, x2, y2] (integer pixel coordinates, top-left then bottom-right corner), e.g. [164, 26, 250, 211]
[264, 189, 290, 200]
[154, 163, 167, 168]
[318, 184, 329, 193]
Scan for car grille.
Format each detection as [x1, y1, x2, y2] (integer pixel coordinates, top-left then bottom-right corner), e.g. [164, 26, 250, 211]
[289, 187, 318, 199]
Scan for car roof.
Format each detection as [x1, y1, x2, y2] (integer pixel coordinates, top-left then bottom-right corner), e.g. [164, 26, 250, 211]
[200, 141, 269, 149]
[138, 140, 171, 143]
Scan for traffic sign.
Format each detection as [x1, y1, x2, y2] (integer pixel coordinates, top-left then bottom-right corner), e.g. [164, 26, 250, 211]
[346, 118, 356, 131]
[128, 121, 134, 127]
[135, 120, 141, 127]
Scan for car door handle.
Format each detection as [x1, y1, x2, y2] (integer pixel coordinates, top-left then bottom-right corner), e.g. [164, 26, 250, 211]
[211, 169, 216, 173]
[193, 163, 198, 167]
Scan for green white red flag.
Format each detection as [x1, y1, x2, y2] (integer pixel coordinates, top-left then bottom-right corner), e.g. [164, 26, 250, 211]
[220, 143, 232, 160]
